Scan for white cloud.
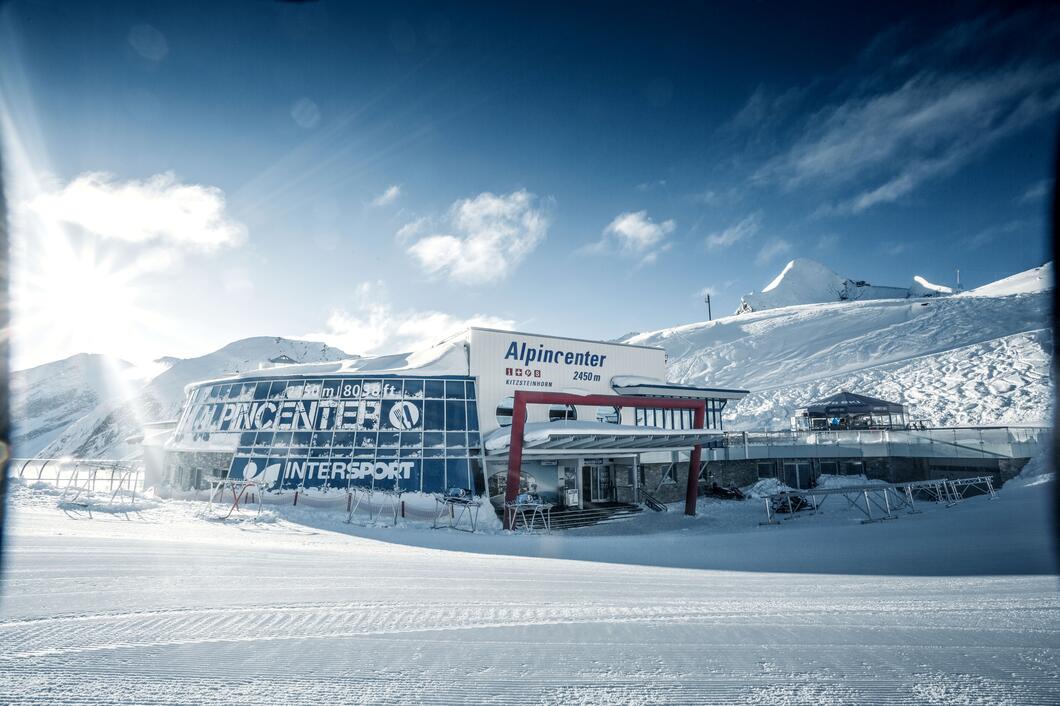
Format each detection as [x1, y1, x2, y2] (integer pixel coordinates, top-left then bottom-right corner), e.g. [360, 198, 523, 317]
[755, 238, 792, 266]
[591, 210, 675, 264]
[406, 189, 549, 284]
[306, 281, 515, 355]
[706, 212, 761, 249]
[758, 65, 1060, 213]
[127, 24, 168, 62]
[964, 219, 1035, 249]
[27, 171, 246, 251]
[815, 233, 840, 251]
[371, 184, 401, 206]
[395, 216, 429, 243]
[290, 98, 321, 129]
[1019, 179, 1052, 204]
[878, 240, 911, 256]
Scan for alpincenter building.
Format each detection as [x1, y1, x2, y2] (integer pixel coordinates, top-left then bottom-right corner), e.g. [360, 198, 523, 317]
[157, 328, 749, 518]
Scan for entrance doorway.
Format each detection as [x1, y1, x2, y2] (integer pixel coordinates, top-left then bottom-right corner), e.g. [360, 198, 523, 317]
[581, 463, 614, 503]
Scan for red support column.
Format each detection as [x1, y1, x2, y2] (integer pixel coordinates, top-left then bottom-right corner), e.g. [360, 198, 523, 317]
[684, 402, 706, 517]
[503, 391, 528, 530]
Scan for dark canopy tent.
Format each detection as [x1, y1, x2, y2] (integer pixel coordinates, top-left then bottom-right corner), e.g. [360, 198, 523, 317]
[793, 390, 907, 430]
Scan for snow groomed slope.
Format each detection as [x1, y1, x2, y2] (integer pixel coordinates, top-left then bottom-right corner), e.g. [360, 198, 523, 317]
[627, 263, 1052, 429]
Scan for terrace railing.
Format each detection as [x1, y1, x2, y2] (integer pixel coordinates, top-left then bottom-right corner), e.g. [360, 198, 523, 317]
[710, 425, 1048, 461]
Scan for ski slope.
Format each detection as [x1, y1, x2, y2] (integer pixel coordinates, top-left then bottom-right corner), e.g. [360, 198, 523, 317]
[627, 263, 1053, 429]
[1, 476, 1057, 705]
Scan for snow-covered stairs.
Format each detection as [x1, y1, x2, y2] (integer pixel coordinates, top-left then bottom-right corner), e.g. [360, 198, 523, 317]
[508, 503, 644, 532]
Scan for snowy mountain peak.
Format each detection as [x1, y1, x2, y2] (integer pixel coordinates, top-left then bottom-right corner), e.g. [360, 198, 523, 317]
[737, 258, 950, 314]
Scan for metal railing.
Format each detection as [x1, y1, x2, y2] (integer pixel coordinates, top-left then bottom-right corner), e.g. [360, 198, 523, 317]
[761, 475, 998, 525]
[713, 425, 1047, 461]
[10, 458, 144, 493]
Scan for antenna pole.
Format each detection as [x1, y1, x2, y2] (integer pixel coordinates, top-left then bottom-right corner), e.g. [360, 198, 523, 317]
[705, 293, 712, 321]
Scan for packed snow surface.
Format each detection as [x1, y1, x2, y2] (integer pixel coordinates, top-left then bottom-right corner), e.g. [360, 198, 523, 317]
[2, 474, 1057, 705]
[627, 263, 1052, 429]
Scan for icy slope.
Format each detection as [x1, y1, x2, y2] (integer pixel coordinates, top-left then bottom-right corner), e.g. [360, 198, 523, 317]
[10, 354, 138, 457]
[736, 258, 952, 313]
[35, 337, 351, 459]
[627, 264, 1052, 429]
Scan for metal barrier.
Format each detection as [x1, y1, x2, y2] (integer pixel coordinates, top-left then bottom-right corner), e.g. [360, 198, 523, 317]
[10, 458, 145, 515]
[761, 475, 997, 525]
[12, 458, 142, 490]
[714, 426, 1048, 462]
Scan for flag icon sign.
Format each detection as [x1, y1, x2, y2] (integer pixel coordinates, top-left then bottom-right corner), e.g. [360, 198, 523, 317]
[388, 401, 421, 429]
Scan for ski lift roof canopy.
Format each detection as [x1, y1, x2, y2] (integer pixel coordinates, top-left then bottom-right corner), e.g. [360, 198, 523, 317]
[799, 390, 905, 416]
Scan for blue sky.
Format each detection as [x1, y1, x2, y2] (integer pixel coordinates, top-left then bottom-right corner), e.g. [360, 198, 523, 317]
[2, 0, 1057, 370]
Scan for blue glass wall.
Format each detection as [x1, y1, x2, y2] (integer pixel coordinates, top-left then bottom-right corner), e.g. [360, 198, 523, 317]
[170, 375, 481, 493]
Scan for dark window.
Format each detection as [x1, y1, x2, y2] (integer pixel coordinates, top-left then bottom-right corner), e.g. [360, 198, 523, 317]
[402, 379, 424, 398]
[446, 400, 467, 430]
[422, 460, 446, 492]
[549, 404, 577, 422]
[445, 380, 465, 399]
[424, 380, 445, 399]
[446, 458, 470, 490]
[424, 400, 445, 430]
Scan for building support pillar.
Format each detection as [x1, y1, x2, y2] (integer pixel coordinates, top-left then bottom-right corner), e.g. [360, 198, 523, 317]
[685, 404, 705, 517]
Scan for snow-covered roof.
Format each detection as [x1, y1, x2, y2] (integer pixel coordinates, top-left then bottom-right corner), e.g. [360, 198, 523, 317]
[610, 375, 749, 400]
[484, 420, 723, 455]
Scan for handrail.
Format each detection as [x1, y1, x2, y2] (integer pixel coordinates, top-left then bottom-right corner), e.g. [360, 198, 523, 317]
[718, 425, 1047, 459]
[641, 491, 668, 512]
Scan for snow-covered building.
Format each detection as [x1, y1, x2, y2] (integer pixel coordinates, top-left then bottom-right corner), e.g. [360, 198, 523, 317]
[156, 328, 749, 523]
[735, 259, 954, 314]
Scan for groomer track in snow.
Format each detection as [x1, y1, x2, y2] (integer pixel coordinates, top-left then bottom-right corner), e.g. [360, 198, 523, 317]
[1, 473, 1057, 704]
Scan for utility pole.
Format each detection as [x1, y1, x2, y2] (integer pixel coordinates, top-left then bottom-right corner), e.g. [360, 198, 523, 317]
[704, 293, 712, 321]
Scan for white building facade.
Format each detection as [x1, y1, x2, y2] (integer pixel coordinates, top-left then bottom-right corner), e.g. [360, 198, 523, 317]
[158, 328, 747, 512]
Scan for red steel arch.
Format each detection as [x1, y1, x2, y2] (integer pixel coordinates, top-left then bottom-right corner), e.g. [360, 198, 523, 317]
[503, 391, 707, 529]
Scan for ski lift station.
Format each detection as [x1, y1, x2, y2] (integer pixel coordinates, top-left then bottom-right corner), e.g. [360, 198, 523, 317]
[145, 327, 1045, 530]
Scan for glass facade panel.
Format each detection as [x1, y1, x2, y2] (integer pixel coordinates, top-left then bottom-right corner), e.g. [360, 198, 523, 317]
[631, 398, 728, 431]
[172, 375, 480, 493]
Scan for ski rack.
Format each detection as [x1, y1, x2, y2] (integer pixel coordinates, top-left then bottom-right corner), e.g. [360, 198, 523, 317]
[760, 475, 997, 525]
[9, 458, 144, 517]
[201, 476, 264, 520]
[344, 486, 405, 526]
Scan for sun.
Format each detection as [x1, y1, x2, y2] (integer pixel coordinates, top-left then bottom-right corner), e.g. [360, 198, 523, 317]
[11, 231, 159, 368]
